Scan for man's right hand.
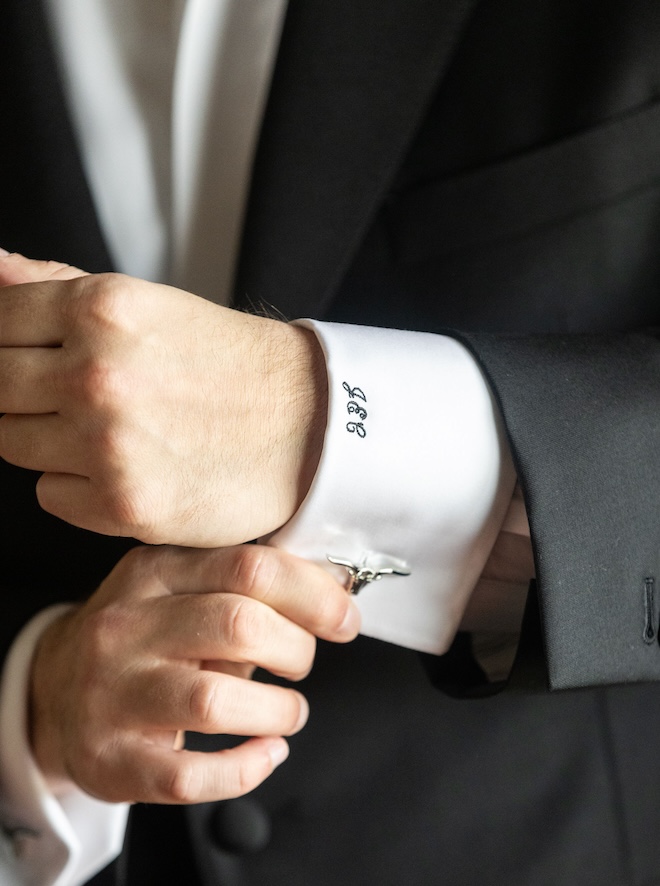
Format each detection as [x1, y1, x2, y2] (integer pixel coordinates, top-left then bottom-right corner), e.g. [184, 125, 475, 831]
[29, 545, 359, 804]
[0, 253, 327, 548]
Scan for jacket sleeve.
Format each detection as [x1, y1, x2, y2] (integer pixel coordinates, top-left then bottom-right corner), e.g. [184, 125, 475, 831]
[457, 330, 660, 690]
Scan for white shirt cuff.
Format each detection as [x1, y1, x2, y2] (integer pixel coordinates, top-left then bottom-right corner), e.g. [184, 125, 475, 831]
[0, 607, 129, 886]
[268, 320, 516, 655]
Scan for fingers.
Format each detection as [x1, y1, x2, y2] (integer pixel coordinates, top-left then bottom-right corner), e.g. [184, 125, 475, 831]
[100, 737, 290, 805]
[119, 667, 309, 736]
[0, 414, 92, 474]
[220, 546, 361, 642]
[148, 546, 361, 644]
[148, 593, 317, 679]
[35, 472, 146, 539]
[87, 546, 342, 681]
[0, 252, 88, 287]
[29, 586, 307, 802]
[0, 280, 75, 346]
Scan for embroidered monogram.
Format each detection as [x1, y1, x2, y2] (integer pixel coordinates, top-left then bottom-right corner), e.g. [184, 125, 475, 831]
[342, 382, 366, 402]
[346, 421, 366, 437]
[342, 382, 368, 437]
[347, 401, 367, 420]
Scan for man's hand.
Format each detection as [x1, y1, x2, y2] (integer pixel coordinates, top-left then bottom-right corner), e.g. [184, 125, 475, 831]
[0, 253, 327, 545]
[29, 544, 360, 804]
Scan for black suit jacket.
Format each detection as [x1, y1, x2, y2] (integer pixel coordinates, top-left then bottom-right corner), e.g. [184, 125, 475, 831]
[4, 1, 660, 884]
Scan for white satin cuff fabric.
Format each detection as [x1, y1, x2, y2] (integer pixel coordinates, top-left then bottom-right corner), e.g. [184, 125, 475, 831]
[269, 321, 517, 654]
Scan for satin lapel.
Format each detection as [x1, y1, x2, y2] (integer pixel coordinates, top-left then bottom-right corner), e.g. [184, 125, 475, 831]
[0, 0, 112, 270]
[234, 0, 476, 318]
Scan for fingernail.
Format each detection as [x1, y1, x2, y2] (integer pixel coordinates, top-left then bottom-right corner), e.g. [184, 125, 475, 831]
[338, 601, 361, 639]
[0, 248, 10, 257]
[268, 738, 290, 768]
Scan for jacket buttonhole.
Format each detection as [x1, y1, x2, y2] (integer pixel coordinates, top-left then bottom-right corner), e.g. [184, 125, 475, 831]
[643, 576, 656, 644]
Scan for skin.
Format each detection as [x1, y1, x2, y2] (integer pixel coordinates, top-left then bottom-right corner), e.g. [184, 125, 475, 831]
[29, 544, 360, 803]
[0, 253, 340, 800]
[0, 253, 327, 546]
[0, 251, 533, 801]
[0, 253, 534, 607]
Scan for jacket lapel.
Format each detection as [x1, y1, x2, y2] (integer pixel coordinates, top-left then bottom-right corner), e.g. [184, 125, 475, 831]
[1, 0, 112, 271]
[3, 0, 476, 313]
[234, 0, 476, 318]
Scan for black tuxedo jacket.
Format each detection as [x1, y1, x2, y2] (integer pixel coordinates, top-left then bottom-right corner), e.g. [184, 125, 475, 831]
[4, 1, 660, 884]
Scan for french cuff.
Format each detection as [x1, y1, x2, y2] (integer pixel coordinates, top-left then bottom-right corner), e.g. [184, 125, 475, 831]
[267, 320, 516, 655]
[0, 606, 129, 886]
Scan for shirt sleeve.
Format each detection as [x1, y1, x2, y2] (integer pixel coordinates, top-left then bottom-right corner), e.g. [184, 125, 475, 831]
[0, 607, 129, 886]
[267, 320, 517, 654]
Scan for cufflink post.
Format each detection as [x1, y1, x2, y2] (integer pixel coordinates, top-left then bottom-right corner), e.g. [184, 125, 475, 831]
[326, 556, 411, 594]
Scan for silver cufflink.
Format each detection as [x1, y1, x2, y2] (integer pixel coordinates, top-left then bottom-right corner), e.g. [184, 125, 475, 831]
[327, 555, 411, 595]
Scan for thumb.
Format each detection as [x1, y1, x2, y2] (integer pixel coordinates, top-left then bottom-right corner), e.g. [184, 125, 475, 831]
[0, 250, 89, 286]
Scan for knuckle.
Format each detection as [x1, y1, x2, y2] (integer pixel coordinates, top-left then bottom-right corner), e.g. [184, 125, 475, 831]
[74, 740, 119, 800]
[79, 605, 128, 667]
[73, 356, 127, 411]
[188, 674, 221, 731]
[161, 750, 268, 804]
[228, 545, 277, 600]
[97, 478, 157, 540]
[73, 274, 128, 330]
[222, 597, 262, 658]
[163, 758, 198, 804]
[74, 623, 134, 724]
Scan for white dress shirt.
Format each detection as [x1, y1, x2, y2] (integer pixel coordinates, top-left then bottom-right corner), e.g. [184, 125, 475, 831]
[0, 1, 521, 883]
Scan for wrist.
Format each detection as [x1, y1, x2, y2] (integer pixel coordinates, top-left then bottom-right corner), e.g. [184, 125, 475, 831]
[286, 324, 328, 516]
[28, 608, 79, 791]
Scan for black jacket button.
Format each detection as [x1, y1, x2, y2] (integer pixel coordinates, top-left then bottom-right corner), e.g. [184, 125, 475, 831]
[209, 799, 271, 854]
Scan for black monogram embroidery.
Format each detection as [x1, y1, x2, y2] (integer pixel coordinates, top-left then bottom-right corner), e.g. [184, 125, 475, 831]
[342, 382, 368, 437]
[347, 421, 366, 438]
[347, 401, 367, 420]
[342, 382, 366, 402]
